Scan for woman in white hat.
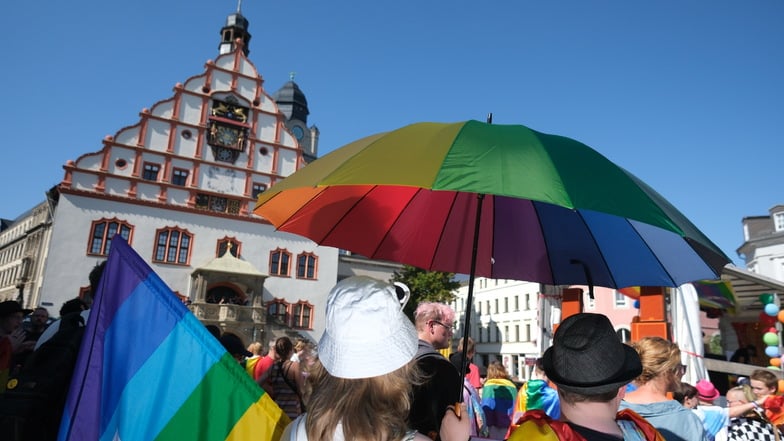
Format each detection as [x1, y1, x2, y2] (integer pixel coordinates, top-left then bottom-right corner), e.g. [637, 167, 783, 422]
[281, 276, 469, 441]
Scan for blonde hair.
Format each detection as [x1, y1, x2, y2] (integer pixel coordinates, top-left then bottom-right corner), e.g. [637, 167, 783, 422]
[247, 341, 263, 356]
[487, 361, 509, 380]
[631, 337, 681, 386]
[457, 337, 475, 355]
[305, 359, 421, 441]
[727, 385, 754, 404]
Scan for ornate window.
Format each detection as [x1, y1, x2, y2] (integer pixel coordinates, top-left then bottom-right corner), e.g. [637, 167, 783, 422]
[172, 168, 189, 186]
[266, 299, 289, 325]
[142, 162, 161, 181]
[269, 248, 292, 277]
[216, 237, 241, 257]
[195, 193, 241, 215]
[88, 218, 133, 256]
[292, 301, 314, 329]
[153, 227, 192, 265]
[296, 252, 317, 280]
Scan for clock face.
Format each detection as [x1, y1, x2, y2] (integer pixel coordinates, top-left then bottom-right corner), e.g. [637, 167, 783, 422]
[292, 125, 305, 141]
[215, 147, 234, 162]
[216, 125, 240, 146]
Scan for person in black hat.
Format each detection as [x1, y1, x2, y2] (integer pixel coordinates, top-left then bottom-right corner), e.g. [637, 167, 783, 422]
[219, 332, 252, 362]
[509, 313, 664, 441]
[1, 301, 34, 394]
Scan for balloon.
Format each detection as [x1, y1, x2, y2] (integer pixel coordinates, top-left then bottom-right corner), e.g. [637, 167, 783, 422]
[772, 358, 782, 367]
[766, 345, 780, 357]
[779, 379, 784, 394]
[764, 332, 780, 346]
[769, 366, 781, 371]
[761, 293, 776, 305]
[770, 327, 779, 334]
[779, 310, 784, 323]
[761, 312, 778, 326]
[765, 303, 780, 317]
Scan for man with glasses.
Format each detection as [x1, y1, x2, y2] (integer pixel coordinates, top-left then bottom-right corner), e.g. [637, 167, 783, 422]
[409, 302, 462, 440]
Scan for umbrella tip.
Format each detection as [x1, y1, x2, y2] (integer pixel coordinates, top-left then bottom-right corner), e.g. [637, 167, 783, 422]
[486, 113, 493, 124]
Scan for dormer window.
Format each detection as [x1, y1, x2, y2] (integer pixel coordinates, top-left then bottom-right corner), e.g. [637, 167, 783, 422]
[775, 212, 784, 232]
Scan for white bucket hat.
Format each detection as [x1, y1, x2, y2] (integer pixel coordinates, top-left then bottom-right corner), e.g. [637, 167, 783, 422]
[318, 276, 418, 379]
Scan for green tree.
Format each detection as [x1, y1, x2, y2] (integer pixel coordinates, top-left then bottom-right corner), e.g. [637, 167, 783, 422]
[391, 265, 461, 320]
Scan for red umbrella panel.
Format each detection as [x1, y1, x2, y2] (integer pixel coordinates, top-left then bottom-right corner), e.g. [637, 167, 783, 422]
[261, 184, 724, 290]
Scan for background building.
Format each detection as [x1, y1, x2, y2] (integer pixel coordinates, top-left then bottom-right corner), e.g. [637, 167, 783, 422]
[738, 204, 784, 280]
[0, 9, 340, 345]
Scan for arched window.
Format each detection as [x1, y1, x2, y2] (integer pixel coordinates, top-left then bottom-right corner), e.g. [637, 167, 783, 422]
[88, 218, 133, 256]
[266, 299, 289, 325]
[217, 237, 241, 257]
[292, 301, 314, 329]
[269, 248, 292, 277]
[153, 227, 193, 265]
[296, 252, 317, 280]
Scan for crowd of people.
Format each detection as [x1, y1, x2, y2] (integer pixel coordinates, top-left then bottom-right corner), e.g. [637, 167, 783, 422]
[3, 272, 784, 441]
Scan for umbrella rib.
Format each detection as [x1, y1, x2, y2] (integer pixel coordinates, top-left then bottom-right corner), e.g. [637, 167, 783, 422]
[525, 201, 556, 287]
[424, 191, 461, 272]
[571, 209, 619, 290]
[367, 187, 420, 261]
[622, 218, 679, 287]
[319, 185, 380, 246]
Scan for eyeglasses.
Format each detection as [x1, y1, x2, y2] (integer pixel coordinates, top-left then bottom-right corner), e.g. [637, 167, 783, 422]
[431, 320, 455, 333]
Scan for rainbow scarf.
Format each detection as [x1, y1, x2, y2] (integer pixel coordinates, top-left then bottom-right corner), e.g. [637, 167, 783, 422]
[510, 409, 665, 441]
[57, 237, 290, 440]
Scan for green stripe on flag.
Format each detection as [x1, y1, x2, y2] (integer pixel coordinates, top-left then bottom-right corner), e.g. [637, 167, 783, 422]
[155, 353, 263, 440]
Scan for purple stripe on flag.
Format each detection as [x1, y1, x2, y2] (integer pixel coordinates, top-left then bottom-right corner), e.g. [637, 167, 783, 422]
[59, 237, 157, 440]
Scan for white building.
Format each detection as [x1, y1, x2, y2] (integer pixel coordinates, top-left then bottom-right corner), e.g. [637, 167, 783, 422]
[0, 10, 337, 345]
[452, 278, 562, 381]
[452, 277, 641, 381]
[738, 204, 784, 281]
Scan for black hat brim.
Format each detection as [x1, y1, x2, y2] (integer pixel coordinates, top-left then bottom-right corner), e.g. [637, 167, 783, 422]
[543, 343, 642, 395]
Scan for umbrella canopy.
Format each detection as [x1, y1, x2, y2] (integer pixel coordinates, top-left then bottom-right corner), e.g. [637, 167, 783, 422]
[255, 120, 729, 289]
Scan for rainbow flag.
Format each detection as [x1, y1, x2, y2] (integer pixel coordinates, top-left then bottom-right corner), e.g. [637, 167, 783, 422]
[619, 280, 737, 313]
[58, 237, 290, 441]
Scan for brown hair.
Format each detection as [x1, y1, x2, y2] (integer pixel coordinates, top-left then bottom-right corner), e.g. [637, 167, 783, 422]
[751, 369, 779, 391]
[487, 361, 509, 380]
[305, 359, 421, 441]
[275, 336, 294, 361]
[673, 382, 697, 405]
[558, 387, 618, 405]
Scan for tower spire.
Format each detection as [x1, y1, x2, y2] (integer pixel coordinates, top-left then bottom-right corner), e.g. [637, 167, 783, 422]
[218, 6, 252, 56]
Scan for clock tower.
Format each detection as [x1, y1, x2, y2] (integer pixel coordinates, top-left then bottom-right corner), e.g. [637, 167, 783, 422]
[218, 3, 251, 56]
[273, 73, 319, 163]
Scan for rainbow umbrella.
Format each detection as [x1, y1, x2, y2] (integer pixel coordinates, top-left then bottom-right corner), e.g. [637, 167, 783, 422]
[254, 120, 730, 393]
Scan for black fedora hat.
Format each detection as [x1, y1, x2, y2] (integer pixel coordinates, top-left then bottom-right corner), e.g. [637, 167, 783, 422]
[0, 300, 33, 318]
[542, 313, 642, 395]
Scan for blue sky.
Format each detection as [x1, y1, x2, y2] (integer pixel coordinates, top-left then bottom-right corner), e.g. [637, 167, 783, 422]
[1, 1, 782, 267]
